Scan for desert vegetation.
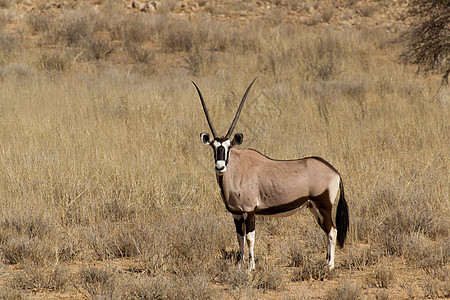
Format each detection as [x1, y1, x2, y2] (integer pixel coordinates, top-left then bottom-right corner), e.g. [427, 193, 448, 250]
[0, 0, 448, 299]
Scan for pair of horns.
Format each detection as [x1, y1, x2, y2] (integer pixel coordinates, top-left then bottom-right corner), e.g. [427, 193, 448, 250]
[192, 78, 257, 139]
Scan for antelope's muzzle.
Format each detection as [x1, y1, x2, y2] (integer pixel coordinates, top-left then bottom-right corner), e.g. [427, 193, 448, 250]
[215, 145, 227, 173]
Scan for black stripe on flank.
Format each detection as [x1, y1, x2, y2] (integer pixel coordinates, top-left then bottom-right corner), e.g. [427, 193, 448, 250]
[255, 196, 309, 215]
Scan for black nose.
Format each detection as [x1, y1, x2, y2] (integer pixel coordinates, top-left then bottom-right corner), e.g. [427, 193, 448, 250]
[216, 145, 226, 160]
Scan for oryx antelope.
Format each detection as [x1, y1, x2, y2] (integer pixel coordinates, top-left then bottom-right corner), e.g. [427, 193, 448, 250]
[193, 79, 349, 271]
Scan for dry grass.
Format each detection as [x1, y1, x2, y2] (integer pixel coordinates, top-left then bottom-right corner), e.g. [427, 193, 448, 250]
[0, 1, 448, 299]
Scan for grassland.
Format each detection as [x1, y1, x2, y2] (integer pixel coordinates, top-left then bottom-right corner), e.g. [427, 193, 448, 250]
[0, 0, 448, 299]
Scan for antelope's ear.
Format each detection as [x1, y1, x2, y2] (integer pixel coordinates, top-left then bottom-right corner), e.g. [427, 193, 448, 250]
[231, 133, 243, 146]
[200, 133, 212, 145]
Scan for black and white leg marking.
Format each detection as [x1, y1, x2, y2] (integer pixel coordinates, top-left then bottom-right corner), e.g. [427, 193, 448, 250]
[233, 212, 256, 271]
[307, 199, 337, 270]
[233, 214, 246, 266]
[245, 212, 256, 271]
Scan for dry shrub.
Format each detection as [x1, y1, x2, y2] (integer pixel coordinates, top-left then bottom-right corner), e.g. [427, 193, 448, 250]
[423, 266, 450, 299]
[0, 210, 59, 265]
[82, 36, 113, 60]
[375, 290, 390, 300]
[1, 211, 53, 239]
[100, 197, 136, 222]
[372, 264, 395, 288]
[157, 0, 178, 14]
[376, 197, 444, 257]
[83, 222, 141, 260]
[325, 280, 362, 300]
[79, 266, 216, 299]
[302, 34, 344, 81]
[359, 4, 378, 17]
[1, 236, 47, 264]
[125, 42, 155, 66]
[215, 262, 253, 289]
[253, 258, 285, 291]
[26, 11, 55, 34]
[0, 11, 10, 29]
[0, 33, 22, 53]
[291, 254, 331, 281]
[120, 16, 154, 44]
[0, 287, 23, 300]
[39, 50, 73, 72]
[78, 265, 117, 298]
[10, 263, 68, 292]
[185, 49, 217, 76]
[0, 63, 34, 81]
[230, 24, 262, 53]
[340, 246, 379, 271]
[45, 8, 98, 46]
[130, 211, 232, 277]
[162, 19, 196, 52]
[206, 22, 230, 51]
[321, 6, 334, 23]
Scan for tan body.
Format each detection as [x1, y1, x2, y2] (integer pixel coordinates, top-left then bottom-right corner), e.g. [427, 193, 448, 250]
[219, 148, 341, 215]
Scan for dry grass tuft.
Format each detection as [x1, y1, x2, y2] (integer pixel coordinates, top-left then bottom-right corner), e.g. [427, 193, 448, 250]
[325, 280, 362, 300]
[10, 263, 68, 292]
[372, 263, 396, 288]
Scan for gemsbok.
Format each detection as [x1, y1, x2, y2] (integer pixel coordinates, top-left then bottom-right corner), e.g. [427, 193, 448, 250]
[193, 78, 349, 271]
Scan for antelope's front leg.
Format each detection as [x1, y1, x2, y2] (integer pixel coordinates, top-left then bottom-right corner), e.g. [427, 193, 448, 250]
[233, 214, 246, 267]
[245, 212, 256, 271]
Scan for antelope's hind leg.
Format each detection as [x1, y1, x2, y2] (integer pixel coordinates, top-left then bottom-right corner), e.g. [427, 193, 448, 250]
[307, 200, 337, 270]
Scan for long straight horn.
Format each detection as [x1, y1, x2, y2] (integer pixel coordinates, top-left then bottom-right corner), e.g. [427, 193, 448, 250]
[192, 81, 217, 138]
[225, 77, 257, 139]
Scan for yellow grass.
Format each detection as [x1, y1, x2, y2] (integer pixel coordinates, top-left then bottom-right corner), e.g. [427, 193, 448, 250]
[0, 1, 448, 299]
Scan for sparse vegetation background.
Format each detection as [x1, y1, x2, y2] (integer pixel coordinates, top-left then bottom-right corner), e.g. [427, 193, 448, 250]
[0, 0, 448, 299]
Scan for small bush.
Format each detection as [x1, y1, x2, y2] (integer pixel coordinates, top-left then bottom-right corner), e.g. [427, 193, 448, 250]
[359, 4, 377, 17]
[78, 266, 117, 298]
[423, 267, 450, 299]
[1, 236, 51, 265]
[321, 7, 334, 23]
[253, 259, 285, 291]
[0, 33, 22, 53]
[82, 37, 113, 60]
[157, 0, 178, 14]
[292, 255, 330, 281]
[162, 19, 195, 52]
[125, 42, 155, 65]
[303, 34, 344, 81]
[39, 51, 73, 72]
[83, 223, 141, 260]
[26, 12, 55, 34]
[373, 264, 395, 288]
[215, 262, 252, 289]
[47, 8, 97, 46]
[0, 11, 10, 29]
[10, 263, 68, 292]
[0, 287, 23, 300]
[325, 280, 362, 300]
[185, 49, 216, 76]
[340, 246, 379, 271]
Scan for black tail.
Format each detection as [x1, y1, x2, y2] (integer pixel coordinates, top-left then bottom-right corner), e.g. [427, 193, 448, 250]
[336, 179, 349, 248]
